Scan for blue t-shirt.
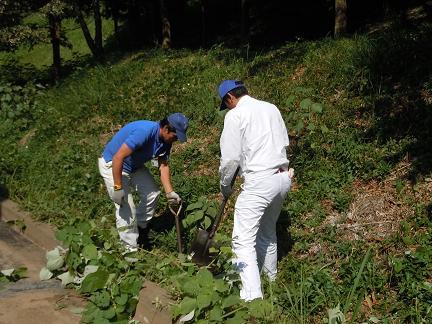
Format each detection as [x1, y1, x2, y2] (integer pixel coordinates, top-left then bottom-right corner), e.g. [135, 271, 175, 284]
[102, 120, 171, 173]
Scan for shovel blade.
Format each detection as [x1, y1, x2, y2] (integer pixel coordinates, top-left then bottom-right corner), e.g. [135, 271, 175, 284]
[189, 228, 211, 264]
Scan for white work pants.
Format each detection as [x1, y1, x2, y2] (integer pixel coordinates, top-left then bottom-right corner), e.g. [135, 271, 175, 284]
[98, 158, 160, 250]
[232, 171, 291, 301]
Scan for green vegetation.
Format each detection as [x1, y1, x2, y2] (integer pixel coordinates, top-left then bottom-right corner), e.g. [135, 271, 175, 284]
[1, 15, 431, 324]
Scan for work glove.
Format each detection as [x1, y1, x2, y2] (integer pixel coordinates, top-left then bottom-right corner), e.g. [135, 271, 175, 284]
[220, 183, 233, 200]
[111, 187, 125, 205]
[166, 191, 181, 206]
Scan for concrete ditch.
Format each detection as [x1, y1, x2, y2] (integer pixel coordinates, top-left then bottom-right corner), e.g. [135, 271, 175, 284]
[0, 199, 172, 324]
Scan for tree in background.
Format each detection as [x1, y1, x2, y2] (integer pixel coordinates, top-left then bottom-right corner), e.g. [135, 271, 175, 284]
[0, 0, 71, 82]
[69, 0, 103, 59]
[159, 0, 171, 49]
[334, 0, 347, 37]
[41, 0, 70, 81]
[0, 0, 46, 51]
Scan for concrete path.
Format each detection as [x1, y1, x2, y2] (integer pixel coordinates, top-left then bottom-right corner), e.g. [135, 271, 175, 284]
[0, 201, 85, 323]
[0, 199, 173, 324]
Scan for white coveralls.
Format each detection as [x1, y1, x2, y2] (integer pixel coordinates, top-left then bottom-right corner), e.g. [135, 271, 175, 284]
[219, 95, 292, 301]
[98, 158, 160, 251]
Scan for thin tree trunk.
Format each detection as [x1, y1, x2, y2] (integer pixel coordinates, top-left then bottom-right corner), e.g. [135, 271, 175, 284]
[48, 14, 61, 82]
[240, 0, 249, 43]
[159, 0, 171, 49]
[93, 0, 103, 53]
[72, 2, 100, 58]
[201, 0, 207, 47]
[334, 0, 347, 38]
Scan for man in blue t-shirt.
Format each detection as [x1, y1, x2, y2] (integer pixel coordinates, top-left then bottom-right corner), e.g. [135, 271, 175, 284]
[98, 113, 189, 251]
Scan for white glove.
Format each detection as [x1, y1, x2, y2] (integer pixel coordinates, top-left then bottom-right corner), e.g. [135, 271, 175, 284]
[166, 191, 181, 206]
[220, 183, 233, 199]
[111, 188, 125, 205]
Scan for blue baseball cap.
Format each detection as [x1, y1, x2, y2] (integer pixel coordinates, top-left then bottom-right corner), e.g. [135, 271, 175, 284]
[218, 80, 245, 110]
[167, 113, 189, 142]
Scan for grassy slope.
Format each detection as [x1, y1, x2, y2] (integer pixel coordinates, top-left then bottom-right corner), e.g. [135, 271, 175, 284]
[1, 13, 431, 323]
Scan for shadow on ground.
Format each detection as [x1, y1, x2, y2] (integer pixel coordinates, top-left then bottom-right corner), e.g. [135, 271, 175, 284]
[360, 20, 432, 182]
[277, 209, 294, 261]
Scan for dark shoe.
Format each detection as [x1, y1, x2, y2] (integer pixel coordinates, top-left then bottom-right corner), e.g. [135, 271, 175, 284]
[137, 226, 152, 250]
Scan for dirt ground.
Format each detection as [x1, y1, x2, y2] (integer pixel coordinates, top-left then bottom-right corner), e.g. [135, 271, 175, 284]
[302, 160, 432, 257]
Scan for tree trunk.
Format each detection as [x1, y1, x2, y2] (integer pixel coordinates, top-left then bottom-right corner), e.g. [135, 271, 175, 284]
[334, 0, 347, 38]
[48, 14, 61, 82]
[159, 0, 171, 49]
[93, 0, 103, 53]
[240, 0, 249, 43]
[72, 2, 101, 58]
[201, 0, 207, 47]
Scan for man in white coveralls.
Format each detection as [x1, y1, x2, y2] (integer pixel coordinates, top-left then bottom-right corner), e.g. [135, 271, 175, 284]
[217, 80, 293, 301]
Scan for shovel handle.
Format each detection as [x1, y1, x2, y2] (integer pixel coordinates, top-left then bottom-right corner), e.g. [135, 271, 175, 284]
[169, 202, 183, 253]
[208, 166, 240, 239]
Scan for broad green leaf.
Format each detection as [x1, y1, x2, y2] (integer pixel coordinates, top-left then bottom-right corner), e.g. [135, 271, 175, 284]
[206, 206, 217, 218]
[80, 269, 109, 293]
[294, 121, 304, 132]
[248, 299, 273, 318]
[116, 293, 129, 306]
[197, 294, 212, 310]
[197, 268, 213, 287]
[214, 279, 228, 293]
[285, 94, 296, 108]
[91, 291, 111, 308]
[82, 244, 98, 260]
[179, 297, 197, 315]
[13, 267, 27, 278]
[311, 102, 323, 113]
[208, 306, 222, 321]
[320, 125, 329, 133]
[203, 216, 212, 229]
[119, 276, 142, 296]
[66, 251, 82, 270]
[222, 295, 240, 309]
[46, 247, 64, 271]
[193, 210, 204, 222]
[57, 271, 75, 287]
[39, 267, 53, 281]
[307, 123, 316, 131]
[186, 201, 203, 211]
[220, 246, 232, 254]
[300, 98, 312, 109]
[226, 310, 248, 324]
[182, 280, 200, 296]
[93, 317, 111, 324]
[208, 247, 218, 254]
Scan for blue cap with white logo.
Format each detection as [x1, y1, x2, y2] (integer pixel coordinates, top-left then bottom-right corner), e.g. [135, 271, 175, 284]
[167, 113, 189, 142]
[218, 80, 245, 110]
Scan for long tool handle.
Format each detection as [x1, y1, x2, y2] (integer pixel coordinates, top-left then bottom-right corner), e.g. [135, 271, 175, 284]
[208, 167, 240, 239]
[170, 203, 183, 253]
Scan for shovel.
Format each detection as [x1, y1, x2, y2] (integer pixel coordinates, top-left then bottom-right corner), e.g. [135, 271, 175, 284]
[169, 202, 183, 253]
[189, 167, 239, 264]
